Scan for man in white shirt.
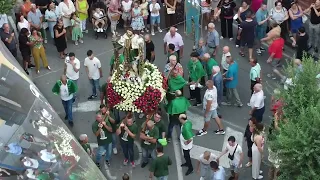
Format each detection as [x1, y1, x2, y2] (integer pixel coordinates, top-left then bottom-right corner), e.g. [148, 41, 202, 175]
[210, 161, 226, 180]
[64, 52, 80, 102]
[196, 151, 218, 180]
[38, 149, 57, 163]
[52, 75, 78, 126]
[217, 136, 243, 180]
[149, 0, 162, 35]
[197, 80, 225, 136]
[249, 83, 265, 123]
[163, 27, 184, 62]
[20, 156, 51, 171]
[84, 50, 102, 100]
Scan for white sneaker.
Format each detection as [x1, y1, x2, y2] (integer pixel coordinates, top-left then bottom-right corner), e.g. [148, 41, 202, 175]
[75, 41, 78, 46]
[79, 39, 83, 43]
[200, 177, 205, 180]
[158, 28, 162, 32]
[100, 28, 103, 32]
[151, 31, 155, 36]
[44, 39, 47, 44]
[229, 38, 233, 41]
[236, 45, 239, 48]
[259, 170, 263, 174]
[256, 175, 263, 179]
[113, 148, 118, 155]
[220, 36, 224, 39]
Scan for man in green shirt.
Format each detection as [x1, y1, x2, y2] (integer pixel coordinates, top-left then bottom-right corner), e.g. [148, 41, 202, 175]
[99, 105, 119, 155]
[109, 50, 125, 75]
[79, 134, 93, 158]
[203, 53, 218, 79]
[187, 52, 206, 106]
[92, 112, 113, 167]
[140, 120, 159, 168]
[179, 114, 194, 176]
[149, 145, 172, 180]
[116, 114, 138, 167]
[153, 112, 166, 140]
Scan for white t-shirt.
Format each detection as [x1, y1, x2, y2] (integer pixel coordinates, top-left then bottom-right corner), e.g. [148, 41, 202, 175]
[40, 149, 57, 163]
[250, 90, 264, 109]
[17, 18, 29, 32]
[84, 57, 101, 80]
[60, 82, 73, 101]
[203, 88, 218, 111]
[122, 0, 132, 12]
[221, 53, 230, 71]
[65, 57, 80, 80]
[94, 11, 104, 19]
[149, 3, 161, 16]
[225, 144, 242, 166]
[24, 158, 39, 169]
[163, 32, 184, 51]
[212, 166, 226, 180]
[26, 169, 36, 179]
[199, 153, 217, 165]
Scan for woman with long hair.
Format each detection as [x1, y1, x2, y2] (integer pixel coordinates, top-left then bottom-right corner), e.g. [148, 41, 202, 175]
[59, 0, 76, 39]
[236, 1, 251, 47]
[29, 29, 51, 74]
[270, 1, 289, 40]
[243, 117, 257, 167]
[252, 123, 265, 180]
[164, 0, 177, 28]
[108, 0, 122, 34]
[288, 1, 303, 42]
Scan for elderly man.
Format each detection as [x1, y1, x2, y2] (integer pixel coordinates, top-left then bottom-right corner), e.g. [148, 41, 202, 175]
[197, 80, 225, 136]
[164, 27, 184, 62]
[196, 38, 207, 61]
[28, 4, 47, 43]
[203, 53, 218, 79]
[52, 75, 78, 126]
[221, 46, 231, 96]
[145, 34, 155, 63]
[196, 151, 218, 180]
[249, 83, 265, 122]
[222, 56, 243, 107]
[179, 114, 194, 176]
[206, 23, 220, 57]
[0, 24, 17, 57]
[212, 66, 223, 105]
[140, 120, 159, 168]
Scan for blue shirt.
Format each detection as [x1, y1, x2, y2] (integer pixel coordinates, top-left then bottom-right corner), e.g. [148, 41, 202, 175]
[255, 9, 268, 29]
[225, 62, 238, 88]
[207, 30, 219, 48]
[6, 143, 23, 155]
[27, 9, 42, 26]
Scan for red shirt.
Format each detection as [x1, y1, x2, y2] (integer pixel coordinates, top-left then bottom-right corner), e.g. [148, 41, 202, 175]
[268, 38, 285, 59]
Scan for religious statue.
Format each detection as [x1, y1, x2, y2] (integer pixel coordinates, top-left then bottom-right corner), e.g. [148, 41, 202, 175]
[113, 30, 145, 75]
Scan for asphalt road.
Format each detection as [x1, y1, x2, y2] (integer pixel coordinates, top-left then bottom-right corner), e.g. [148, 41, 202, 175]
[27, 18, 298, 180]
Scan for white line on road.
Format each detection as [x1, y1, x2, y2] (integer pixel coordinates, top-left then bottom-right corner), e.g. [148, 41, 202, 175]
[73, 100, 100, 112]
[172, 124, 184, 180]
[219, 127, 244, 168]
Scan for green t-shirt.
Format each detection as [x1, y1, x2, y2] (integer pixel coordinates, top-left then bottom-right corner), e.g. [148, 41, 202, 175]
[118, 123, 138, 143]
[187, 60, 206, 82]
[141, 123, 159, 149]
[149, 155, 172, 177]
[167, 51, 178, 61]
[110, 54, 125, 66]
[98, 110, 118, 132]
[81, 143, 91, 154]
[154, 120, 166, 138]
[36, 173, 50, 180]
[206, 58, 218, 76]
[92, 119, 113, 145]
[100, 83, 108, 105]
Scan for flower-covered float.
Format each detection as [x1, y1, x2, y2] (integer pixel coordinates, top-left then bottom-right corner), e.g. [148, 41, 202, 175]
[107, 30, 167, 113]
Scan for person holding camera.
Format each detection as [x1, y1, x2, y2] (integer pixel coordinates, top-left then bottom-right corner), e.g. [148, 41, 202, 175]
[217, 136, 243, 180]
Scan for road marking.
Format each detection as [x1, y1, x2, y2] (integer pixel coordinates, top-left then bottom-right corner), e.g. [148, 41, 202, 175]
[73, 100, 100, 112]
[171, 122, 184, 180]
[219, 127, 244, 168]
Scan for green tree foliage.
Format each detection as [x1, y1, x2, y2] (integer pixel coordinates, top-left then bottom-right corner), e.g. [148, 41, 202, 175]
[0, 0, 15, 14]
[269, 57, 320, 180]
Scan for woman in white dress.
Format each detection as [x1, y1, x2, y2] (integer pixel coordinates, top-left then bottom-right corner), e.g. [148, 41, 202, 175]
[252, 123, 265, 180]
[59, 0, 75, 38]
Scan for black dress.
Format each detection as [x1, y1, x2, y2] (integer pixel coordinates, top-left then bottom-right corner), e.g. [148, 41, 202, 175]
[54, 25, 67, 53]
[244, 124, 254, 158]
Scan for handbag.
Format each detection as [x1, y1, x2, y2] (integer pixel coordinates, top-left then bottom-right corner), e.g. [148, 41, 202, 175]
[166, 7, 175, 14]
[228, 144, 238, 160]
[302, 15, 308, 23]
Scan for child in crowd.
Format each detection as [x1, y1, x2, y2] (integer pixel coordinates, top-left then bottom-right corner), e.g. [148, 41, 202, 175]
[131, 1, 145, 34]
[149, 0, 162, 35]
[121, 0, 133, 28]
[93, 7, 106, 32]
[71, 13, 84, 45]
[140, 0, 149, 32]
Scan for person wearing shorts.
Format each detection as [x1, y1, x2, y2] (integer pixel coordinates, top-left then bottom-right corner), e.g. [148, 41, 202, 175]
[121, 0, 132, 27]
[267, 37, 284, 79]
[196, 80, 225, 137]
[149, 0, 162, 35]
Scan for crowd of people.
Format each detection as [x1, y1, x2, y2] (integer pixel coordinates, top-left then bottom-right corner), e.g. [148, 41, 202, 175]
[0, 0, 318, 179]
